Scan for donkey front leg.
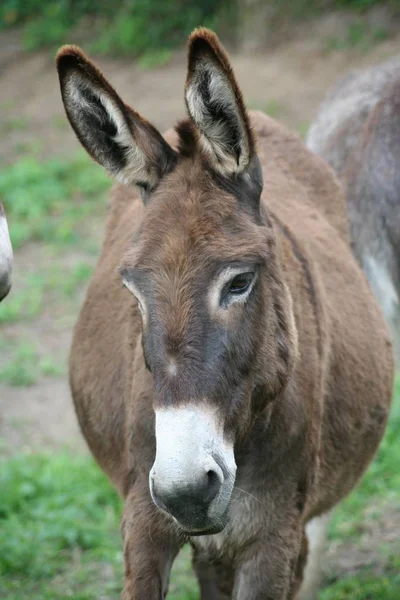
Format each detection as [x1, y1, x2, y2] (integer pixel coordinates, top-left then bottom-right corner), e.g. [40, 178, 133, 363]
[121, 486, 183, 600]
[233, 532, 303, 600]
[192, 550, 234, 600]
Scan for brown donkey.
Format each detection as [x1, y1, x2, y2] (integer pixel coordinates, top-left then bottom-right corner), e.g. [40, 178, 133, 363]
[307, 55, 400, 357]
[57, 29, 393, 599]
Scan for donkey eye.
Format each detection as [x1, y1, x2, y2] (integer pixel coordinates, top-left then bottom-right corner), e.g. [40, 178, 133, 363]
[218, 270, 257, 308]
[228, 273, 254, 295]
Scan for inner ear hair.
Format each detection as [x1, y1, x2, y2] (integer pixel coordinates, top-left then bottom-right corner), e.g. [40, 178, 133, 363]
[56, 45, 177, 191]
[185, 28, 255, 175]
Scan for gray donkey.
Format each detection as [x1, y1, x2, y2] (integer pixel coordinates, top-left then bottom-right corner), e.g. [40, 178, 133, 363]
[307, 55, 400, 356]
[0, 202, 12, 302]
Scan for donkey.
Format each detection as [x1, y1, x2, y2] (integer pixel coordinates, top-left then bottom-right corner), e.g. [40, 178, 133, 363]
[0, 202, 12, 302]
[307, 55, 400, 357]
[57, 29, 393, 599]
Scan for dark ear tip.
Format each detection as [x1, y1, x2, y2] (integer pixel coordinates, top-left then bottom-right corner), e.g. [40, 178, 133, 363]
[187, 27, 222, 61]
[188, 27, 219, 45]
[56, 45, 88, 72]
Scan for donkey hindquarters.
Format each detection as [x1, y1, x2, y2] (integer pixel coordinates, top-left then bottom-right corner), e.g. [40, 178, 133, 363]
[306, 55, 400, 359]
[58, 29, 394, 600]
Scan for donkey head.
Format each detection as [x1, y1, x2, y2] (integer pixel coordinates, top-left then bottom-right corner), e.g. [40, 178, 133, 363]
[57, 29, 298, 535]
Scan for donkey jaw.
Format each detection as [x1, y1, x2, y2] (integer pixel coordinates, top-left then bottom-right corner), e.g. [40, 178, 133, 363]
[149, 404, 237, 534]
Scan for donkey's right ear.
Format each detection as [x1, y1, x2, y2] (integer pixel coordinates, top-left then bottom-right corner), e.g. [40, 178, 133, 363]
[56, 46, 177, 191]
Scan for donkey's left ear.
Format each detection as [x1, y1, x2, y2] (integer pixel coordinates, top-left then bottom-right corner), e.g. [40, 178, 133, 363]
[56, 46, 177, 192]
[185, 28, 255, 176]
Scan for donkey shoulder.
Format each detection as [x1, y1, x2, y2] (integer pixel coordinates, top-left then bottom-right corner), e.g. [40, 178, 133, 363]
[248, 110, 350, 244]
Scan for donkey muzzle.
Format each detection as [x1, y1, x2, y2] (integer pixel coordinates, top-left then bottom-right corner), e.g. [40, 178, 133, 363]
[149, 405, 236, 534]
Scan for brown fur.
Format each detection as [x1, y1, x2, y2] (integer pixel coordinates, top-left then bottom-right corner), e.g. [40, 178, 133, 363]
[58, 30, 394, 599]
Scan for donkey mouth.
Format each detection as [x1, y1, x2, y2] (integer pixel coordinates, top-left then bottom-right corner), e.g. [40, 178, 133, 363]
[167, 502, 230, 537]
[175, 512, 229, 536]
[184, 519, 228, 536]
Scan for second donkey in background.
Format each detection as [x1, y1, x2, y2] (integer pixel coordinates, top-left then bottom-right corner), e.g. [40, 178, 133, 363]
[307, 55, 400, 357]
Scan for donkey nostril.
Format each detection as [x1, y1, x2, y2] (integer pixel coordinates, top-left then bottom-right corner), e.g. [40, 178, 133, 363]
[207, 469, 218, 485]
[203, 469, 222, 504]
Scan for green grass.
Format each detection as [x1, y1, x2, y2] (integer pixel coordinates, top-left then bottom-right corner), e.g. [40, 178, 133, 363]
[0, 151, 111, 249]
[0, 151, 101, 390]
[1, 380, 399, 597]
[0, 342, 39, 386]
[0, 453, 197, 599]
[1, 117, 29, 133]
[0, 261, 94, 325]
[321, 575, 400, 600]
[0, 279, 43, 324]
[0, 341, 65, 386]
[0, 453, 123, 598]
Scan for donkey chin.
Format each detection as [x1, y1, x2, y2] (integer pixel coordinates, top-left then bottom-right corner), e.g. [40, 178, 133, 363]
[148, 405, 237, 535]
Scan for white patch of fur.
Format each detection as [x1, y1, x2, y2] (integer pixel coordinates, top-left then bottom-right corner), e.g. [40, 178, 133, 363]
[98, 92, 152, 186]
[64, 74, 152, 186]
[122, 278, 148, 325]
[0, 210, 12, 296]
[208, 267, 257, 314]
[297, 513, 331, 600]
[363, 254, 399, 324]
[166, 359, 178, 377]
[150, 405, 236, 527]
[186, 62, 249, 175]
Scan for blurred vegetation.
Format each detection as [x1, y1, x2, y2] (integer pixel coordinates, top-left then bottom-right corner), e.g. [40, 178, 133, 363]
[0, 150, 110, 249]
[323, 21, 390, 52]
[0, 340, 65, 386]
[1, 378, 399, 598]
[0, 0, 397, 61]
[0, 148, 109, 387]
[0, 0, 226, 60]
